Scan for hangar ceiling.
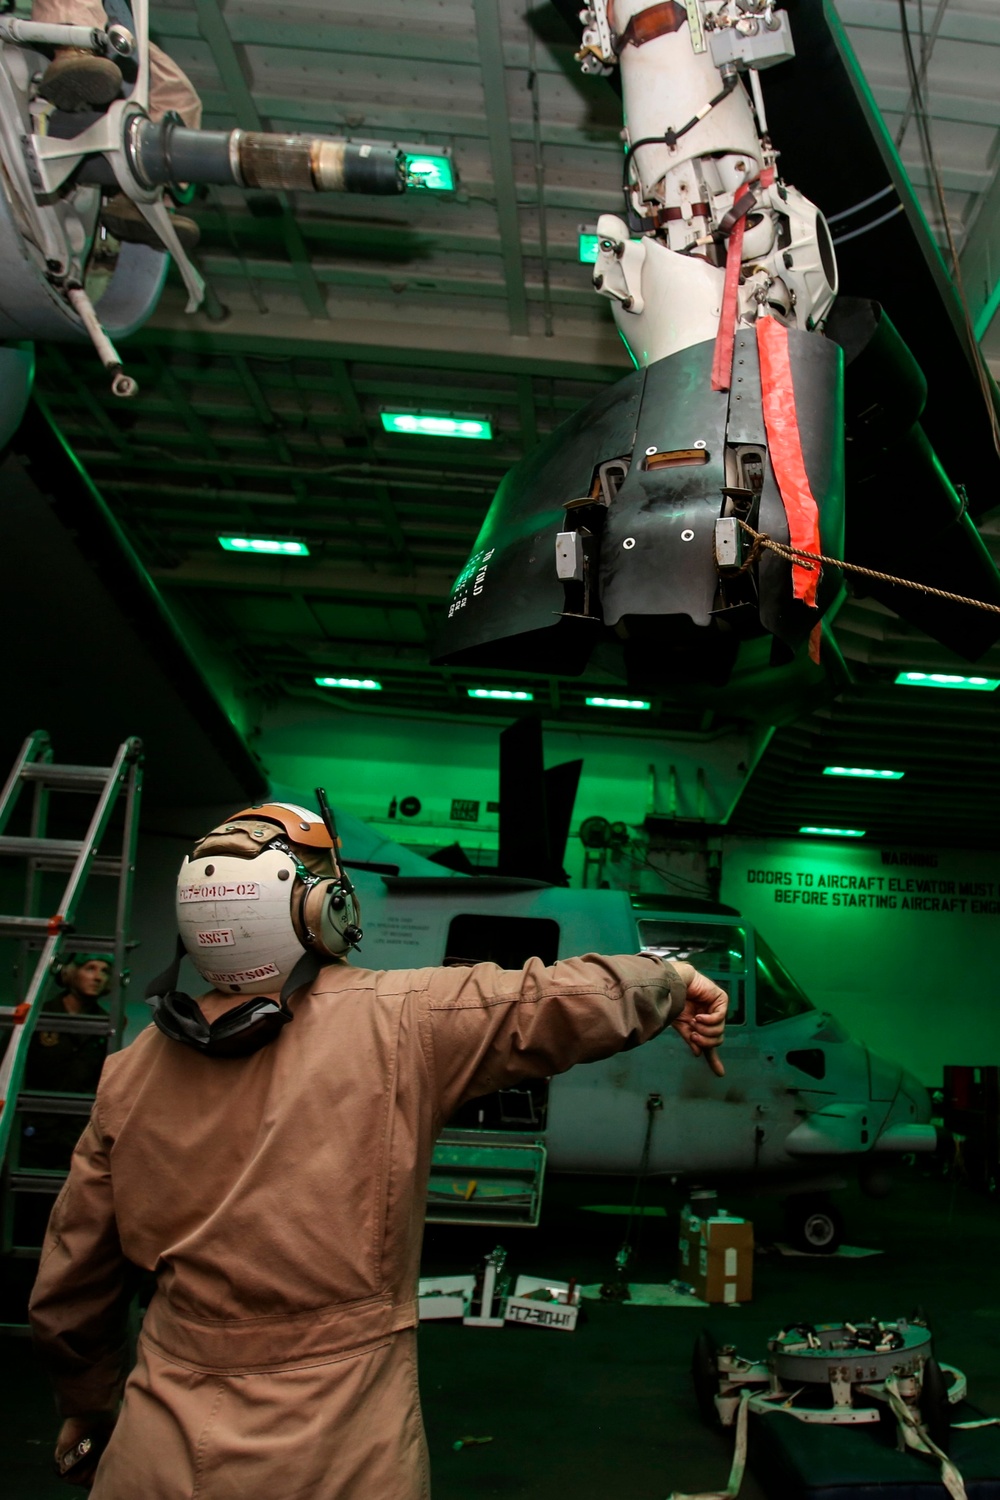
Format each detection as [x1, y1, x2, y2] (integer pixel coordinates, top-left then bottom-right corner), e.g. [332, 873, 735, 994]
[17, 0, 1000, 845]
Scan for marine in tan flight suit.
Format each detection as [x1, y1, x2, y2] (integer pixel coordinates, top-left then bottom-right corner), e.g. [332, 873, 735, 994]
[30, 804, 727, 1498]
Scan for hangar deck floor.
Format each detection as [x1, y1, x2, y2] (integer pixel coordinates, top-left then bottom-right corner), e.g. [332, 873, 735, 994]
[4, 1167, 998, 1500]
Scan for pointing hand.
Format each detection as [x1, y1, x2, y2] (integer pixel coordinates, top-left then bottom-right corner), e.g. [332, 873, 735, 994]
[668, 963, 728, 1077]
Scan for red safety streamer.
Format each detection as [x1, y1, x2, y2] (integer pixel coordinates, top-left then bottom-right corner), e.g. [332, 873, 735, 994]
[809, 621, 822, 665]
[710, 211, 746, 392]
[756, 316, 823, 607]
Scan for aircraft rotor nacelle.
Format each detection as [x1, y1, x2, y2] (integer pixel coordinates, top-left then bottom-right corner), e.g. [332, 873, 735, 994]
[433, 328, 844, 691]
[435, 0, 855, 695]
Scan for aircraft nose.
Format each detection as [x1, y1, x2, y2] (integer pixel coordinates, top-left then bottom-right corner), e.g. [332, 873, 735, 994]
[866, 1048, 903, 1103]
[867, 1052, 932, 1124]
[896, 1068, 933, 1125]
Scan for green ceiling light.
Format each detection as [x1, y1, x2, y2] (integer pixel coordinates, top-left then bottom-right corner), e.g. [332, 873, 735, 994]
[895, 671, 1000, 691]
[467, 688, 534, 701]
[578, 230, 642, 264]
[405, 152, 455, 192]
[586, 696, 651, 710]
[823, 766, 905, 781]
[799, 826, 866, 838]
[315, 676, 382, 691]
[578, 233, 601, 264]
[218, 536, 309, 556]
[381, 412, 492, 440]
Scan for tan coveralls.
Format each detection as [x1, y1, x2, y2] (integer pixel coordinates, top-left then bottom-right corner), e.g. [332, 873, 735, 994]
[32, 1, 203, 127]
[30, 954, 687, 1499]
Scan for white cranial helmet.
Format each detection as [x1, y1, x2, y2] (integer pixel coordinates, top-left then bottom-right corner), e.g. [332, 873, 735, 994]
[175, 801, 362, 996]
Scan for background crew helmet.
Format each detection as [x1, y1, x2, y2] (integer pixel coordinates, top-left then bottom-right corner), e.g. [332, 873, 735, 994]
[175, 798, 363, 997]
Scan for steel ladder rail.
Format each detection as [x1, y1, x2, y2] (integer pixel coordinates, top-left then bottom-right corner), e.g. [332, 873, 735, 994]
[0, 735, 143, 1168]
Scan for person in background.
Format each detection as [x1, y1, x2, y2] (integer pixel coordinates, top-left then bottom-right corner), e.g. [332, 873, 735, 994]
[31, 0, 201, 249]
[22, 953, 113, 1170]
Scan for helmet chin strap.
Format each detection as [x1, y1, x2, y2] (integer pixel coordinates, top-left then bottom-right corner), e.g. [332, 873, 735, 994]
[145, 939, 326, 1057]
[280, 948, 323, 1001]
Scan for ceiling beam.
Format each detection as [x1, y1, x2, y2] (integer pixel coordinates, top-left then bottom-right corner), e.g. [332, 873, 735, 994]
[473, 0, 530, 337]
[193, 253, 597, 307]
[962, 158, 1000, 342]
[144, 347, 222, 461]
[65, 431, 509, 479]
[139, 298, 627, 376]
[194, 95, 619, 154]
[153, 11, 580, 78]
[155, 11, 479, 67]
[151, 557, 461, 599]
[193, 0, 329, 321]
[900, 159, 992, 197]
[836, 0, 1000, 48]
[866, 81, 1000, 132]
[192, 212, 591, 262]
[49, 360, 605, 415]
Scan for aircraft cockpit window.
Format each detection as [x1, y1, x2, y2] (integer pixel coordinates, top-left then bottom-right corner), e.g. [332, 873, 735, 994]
[755, 932, 816, 1026]
[443, 914, 560, 1135]
[636, 920, 746, 1025]
[444, 914, 560, 971]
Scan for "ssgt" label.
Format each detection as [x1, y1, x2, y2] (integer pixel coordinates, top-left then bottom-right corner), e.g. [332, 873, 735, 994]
[195, 929, 235, 947]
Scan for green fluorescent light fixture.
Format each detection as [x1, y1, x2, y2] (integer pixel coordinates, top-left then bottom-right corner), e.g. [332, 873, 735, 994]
[578, 232, 642, 264]
[219, 535, 309, 556]
[586, 696, 651, 710]
[467, 688, 533, 702]
[895, 671, 1000, 691]
[823, 766, 904, 781]
[799, 826, 866, 838]
[381, 412, 492, 440]
[315, 676, 382, 691]
[405, 152, 455, 192]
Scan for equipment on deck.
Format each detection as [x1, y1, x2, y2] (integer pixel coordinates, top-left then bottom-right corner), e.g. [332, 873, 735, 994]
[679, 1317, 1000, 1500]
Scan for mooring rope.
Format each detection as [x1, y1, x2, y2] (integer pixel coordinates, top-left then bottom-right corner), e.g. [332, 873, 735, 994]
[736, 519, 1000, 616]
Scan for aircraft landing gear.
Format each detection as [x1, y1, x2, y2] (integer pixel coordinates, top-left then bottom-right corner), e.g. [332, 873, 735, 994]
[784, 1194, 844, 1253]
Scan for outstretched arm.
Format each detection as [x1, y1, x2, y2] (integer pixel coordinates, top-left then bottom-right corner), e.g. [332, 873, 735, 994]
[420, 952, 726, 1120]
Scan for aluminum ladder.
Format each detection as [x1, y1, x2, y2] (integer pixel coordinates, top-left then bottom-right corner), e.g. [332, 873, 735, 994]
[0, 730, 142, 1274]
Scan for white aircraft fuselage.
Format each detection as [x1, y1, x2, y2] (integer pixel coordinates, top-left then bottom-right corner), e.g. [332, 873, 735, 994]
[349, 870, 935, 1188]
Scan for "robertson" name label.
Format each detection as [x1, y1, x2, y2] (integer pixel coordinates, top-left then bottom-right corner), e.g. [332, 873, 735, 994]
[203, 962, 280, 986]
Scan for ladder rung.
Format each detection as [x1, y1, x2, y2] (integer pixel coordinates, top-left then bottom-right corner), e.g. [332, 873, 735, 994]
[9, 1168, 68, 1193]
[18, 1090, 95, 1115]
[0, 835, 86, 859]
[0, 916, 116, 944]
[0, 1009, 112, 1035]
[33, 855, 122, 877]
[20, 763, 113, 791]
[22, 934, 131, 953]
[0, 837, 121, 875]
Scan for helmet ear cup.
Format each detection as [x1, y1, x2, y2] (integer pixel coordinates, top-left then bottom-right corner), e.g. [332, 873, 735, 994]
[298, 878, 360, 957]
